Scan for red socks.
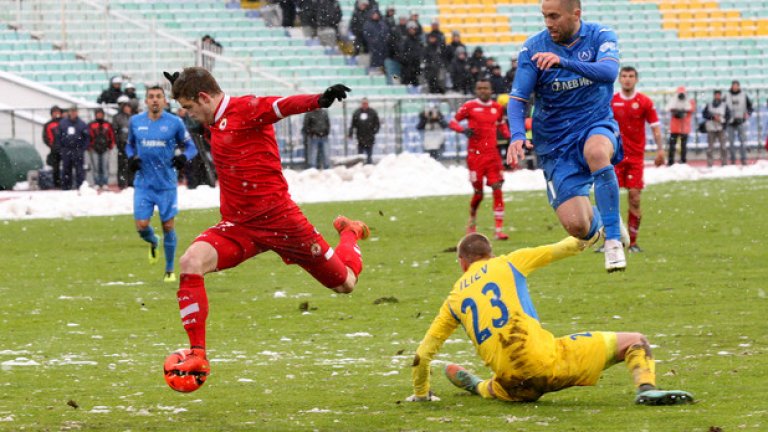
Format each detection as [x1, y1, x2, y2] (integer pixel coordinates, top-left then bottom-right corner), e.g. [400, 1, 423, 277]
[470, 192, 483, 217]
[177, 274, 209, 350]
[493, 189, 504, 231]
[628, 211, 641, 246]
[335, 231, 363, 277]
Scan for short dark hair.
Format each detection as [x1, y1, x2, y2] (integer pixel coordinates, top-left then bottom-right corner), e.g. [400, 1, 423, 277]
[714, 90, 722, 95]
[169, 67, 223, 102]
[146, 84, 165, 94]
[458, 233, 492, 265]
[620, 66, 638, 77]
[558, 0, 581, 12]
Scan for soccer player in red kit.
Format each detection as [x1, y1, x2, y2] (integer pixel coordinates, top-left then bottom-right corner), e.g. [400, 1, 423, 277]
[609, 66, 664, 253]
[449, 78, 511, 240]
[161, 67, 368, 384]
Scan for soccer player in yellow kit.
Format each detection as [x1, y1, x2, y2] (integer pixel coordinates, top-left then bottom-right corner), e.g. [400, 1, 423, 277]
[406, 233, 693, 405]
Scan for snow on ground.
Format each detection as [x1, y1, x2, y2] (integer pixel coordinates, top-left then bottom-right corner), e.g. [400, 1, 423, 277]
[1, 153, 767, 221]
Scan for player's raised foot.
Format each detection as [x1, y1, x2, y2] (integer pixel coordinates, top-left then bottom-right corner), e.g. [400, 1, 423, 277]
[164, 272, 176, 283]
[444, 363, 481, 395]
[494, 231, 509, 240]
[333, 216, 370, 240]
[148, 234, 160, 265]
[628, 244, 644, 253]
[635, 389, 694, 406]
[604, 239, 626, 273]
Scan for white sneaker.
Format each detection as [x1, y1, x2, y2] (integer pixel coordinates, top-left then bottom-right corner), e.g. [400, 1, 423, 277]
[604, 239, 626, 273]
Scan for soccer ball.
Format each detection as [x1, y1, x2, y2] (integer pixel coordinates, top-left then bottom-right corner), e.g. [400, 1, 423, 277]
[163, 349, 210, 393]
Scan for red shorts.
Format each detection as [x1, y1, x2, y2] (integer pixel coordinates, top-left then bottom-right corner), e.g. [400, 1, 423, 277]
[467, 154, 504, 190]
[614, 158, 644, 190]
[193, 204, 348, 288]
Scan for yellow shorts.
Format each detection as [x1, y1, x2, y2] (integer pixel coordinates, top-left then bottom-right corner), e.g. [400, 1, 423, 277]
[481, 331, 617, 402]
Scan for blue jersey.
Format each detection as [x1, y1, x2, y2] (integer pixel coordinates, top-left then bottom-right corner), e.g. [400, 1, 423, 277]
[510, 21, 620, 156]
[126, 111, 197, 190]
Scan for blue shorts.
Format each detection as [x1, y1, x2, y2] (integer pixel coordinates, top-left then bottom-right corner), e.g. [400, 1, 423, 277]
[133, 187, 178, 222]
[539, 122, 623, 209]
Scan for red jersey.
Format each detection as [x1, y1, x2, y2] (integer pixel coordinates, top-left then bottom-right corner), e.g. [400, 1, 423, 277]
[611, 92, 659, 160]
[208, 93, 320, 223]
[449, 99, 510, 159]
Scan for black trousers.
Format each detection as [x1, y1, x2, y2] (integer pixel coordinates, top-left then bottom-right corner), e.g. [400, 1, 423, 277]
[668, 133, 689, 165]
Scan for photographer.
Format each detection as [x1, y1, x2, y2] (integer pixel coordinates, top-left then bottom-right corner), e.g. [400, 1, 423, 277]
[665, 86, 695, 165]
[416, 102, 448, 160]
[724, 80, 753, 166]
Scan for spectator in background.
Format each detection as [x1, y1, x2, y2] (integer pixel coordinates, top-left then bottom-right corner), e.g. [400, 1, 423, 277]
[280, 0, 297, 27]
[482, 56, 497, 79]
[399, 21, 423, 91]
[348, 98, 380, 164]
[503, 55, 517, 93]
[702, 90, 730, 167]
[423, 32, 446, 94]
[88, 108, 116, 190]
[383, 5, 396, 29]
[58, 106, 90, 190]
[428, 19, 446, 48]
[408, 10, 423, 39]
[384, 15, 403, 85]
[445, 30, 465, 66]
[362, 9, 390, 74]
[298, 0, 318, 38]
[665, 86, 695, 165]
[42, 105, 62, 189]
[489, 64, 506, 96]
[201, 35, 223, 72]
[97, 76, 124, 105]
[316, 0, 342, 49]
[396, 15, 409, 36]
[350, 0, 372, 56]
[449, 47, 472, 94]
[724, 80, 754, 165]
[113, 95, 134, 189]
[302, 108, 332, 169]
[417, 102, 448, 160]
[123, 82, 141, 113]
[468, 47, 486, 72]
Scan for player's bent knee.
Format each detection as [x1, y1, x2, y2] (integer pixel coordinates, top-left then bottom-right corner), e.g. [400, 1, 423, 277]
[331, 269, 357, 294]
[490, 181, 504, 190]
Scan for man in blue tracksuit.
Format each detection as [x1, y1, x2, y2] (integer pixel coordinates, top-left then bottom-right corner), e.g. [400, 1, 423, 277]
[126, 85, 197, 282]
[58, 106, 90, 190]
[506, 0, 628, 273]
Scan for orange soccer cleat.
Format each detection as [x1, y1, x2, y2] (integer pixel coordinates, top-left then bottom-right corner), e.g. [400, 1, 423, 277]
[333, 216, 370, 240]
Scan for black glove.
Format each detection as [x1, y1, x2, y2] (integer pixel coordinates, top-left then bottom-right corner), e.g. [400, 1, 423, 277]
[128, 157, 141, 173]
[462, 128, 475, 138]
[172, 154, 187, 170]
[318, 84, 351, 108]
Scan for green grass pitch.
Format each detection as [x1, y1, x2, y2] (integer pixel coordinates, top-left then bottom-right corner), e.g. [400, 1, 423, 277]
[1, 176, 767, 431]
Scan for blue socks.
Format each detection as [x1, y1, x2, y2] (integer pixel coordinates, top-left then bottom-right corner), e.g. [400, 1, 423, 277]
[163, 229, 177, 273]
[592, 166, 621, 241]
[138, 226, 157, 245]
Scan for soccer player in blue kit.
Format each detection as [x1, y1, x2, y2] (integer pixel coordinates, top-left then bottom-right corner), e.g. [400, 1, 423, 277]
[126, 85, 197, 282]
[506, 0, 628, 272]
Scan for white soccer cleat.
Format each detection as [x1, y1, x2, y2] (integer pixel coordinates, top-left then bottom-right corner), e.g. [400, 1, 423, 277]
[604, 239, 626, 273]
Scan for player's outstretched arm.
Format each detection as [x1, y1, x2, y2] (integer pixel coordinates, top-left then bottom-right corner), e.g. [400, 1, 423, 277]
[318, 84, 351, 108]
